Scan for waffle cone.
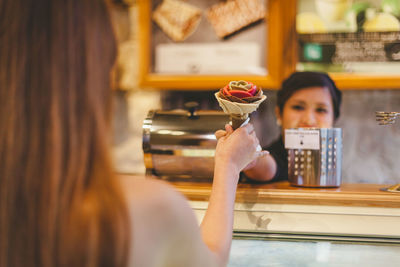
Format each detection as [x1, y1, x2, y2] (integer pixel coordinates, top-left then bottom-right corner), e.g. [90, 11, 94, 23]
[215, 92, 266, 129]
[230, 114, 248, 129]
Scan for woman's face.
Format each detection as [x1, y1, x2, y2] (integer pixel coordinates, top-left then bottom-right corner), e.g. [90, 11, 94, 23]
[276, 86, 334, 130]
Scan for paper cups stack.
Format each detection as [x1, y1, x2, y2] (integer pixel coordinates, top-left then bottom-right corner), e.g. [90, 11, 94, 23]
[215, 80, 267, 129]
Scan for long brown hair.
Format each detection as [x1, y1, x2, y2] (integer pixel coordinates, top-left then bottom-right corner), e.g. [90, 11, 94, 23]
[0, 0, 130, 266]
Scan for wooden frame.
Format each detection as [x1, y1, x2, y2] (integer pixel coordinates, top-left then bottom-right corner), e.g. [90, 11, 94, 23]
[137, 0, 286, 90]
[137, 0, 399, 90]
[330, 74, 400, 90]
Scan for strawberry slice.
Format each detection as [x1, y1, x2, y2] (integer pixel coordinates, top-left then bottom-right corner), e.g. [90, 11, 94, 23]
[222, 85, 231, 96]
[229, 90, 253, 98]
[247, 85, 256, 96]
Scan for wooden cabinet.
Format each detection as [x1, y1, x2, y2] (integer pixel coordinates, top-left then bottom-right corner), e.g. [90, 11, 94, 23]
[137, 0, 400, 90]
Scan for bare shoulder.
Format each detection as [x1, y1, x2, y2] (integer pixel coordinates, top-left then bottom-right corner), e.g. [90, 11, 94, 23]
[119, 177, 218, 267]
[120, 177, 191, 234]
[120, 176, 176, 199]
[120, 177, 189, 215]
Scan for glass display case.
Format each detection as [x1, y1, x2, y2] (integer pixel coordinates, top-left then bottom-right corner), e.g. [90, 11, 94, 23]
[229, 238, 400, 266]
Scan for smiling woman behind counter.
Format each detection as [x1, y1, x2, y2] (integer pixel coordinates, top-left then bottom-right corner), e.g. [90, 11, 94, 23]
[0, 0, 264, 266]
[242, 71, 342, 183]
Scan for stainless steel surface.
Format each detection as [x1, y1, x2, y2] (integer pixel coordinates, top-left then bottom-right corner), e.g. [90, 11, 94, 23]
[287, 128, 342, 188]
[376, 111, 399, 125]
[143, 107, 229, 179]
[233, 231, 400, 244]
[375, 113, 400, 191]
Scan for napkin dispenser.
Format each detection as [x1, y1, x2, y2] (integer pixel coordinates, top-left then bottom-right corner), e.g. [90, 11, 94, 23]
[285, 128, 343, 187]
[142, 103, 229, 180]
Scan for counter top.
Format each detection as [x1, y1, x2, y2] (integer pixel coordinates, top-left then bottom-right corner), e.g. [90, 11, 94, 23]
[119, 174, 400, 208]
[172, 180, 400, 208]
[119, 174, 400, 239]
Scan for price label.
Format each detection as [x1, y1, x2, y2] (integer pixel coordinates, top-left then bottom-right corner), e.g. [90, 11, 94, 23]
[285, 129, 320, 150]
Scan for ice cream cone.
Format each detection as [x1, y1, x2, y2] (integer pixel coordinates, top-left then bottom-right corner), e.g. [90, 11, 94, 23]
[215, 92, 266, 129]
[230, 114, 248, 129]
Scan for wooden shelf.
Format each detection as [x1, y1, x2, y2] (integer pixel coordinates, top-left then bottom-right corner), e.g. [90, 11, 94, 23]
[330, 74, 400, 90]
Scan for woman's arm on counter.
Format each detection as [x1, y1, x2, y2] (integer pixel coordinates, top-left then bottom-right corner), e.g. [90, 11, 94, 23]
[242, 154, 277, 182]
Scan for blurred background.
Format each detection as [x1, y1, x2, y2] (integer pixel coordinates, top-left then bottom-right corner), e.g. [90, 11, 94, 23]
[110, 0, 400, 184]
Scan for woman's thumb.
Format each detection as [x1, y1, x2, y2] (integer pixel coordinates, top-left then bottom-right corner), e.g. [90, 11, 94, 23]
[225, 124, 233, 134]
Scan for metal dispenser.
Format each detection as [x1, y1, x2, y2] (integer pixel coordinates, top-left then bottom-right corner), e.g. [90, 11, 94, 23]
[142, 102, 229, 180]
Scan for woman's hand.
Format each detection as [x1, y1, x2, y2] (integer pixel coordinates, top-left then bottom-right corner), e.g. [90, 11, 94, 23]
[214, 124, 267, 174]
[242, 158, 258, 171]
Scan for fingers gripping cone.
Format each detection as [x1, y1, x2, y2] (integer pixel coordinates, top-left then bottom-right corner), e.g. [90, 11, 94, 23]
[215, 92, 267, 129]
[231, 113, 249, 130]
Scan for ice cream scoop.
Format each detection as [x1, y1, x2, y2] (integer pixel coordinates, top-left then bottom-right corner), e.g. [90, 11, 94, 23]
[215, 80, 266, 129]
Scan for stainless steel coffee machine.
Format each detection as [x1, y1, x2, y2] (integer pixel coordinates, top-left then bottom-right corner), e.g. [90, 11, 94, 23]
[142, 103, 229, 180]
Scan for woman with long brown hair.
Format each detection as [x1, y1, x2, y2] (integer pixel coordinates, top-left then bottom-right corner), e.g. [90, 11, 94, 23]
[0, 0, 263, 266]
